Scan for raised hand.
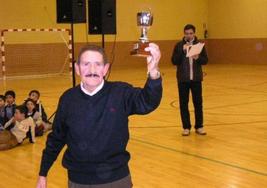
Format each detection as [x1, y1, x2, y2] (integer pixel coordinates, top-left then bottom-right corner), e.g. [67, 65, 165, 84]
[145, 43, 161, 79]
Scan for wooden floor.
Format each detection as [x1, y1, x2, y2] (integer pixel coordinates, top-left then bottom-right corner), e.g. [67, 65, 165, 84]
[0, 63, 267, 188]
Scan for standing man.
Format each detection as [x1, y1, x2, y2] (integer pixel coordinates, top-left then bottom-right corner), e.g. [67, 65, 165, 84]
[36, 43, 162, 188]
[171, 24, 208, 136]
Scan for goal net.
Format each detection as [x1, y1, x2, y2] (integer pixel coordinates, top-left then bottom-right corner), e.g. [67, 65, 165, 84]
[0, 28, 72, 80]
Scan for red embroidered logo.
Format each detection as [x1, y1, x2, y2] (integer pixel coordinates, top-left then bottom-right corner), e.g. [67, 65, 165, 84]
[109, 107, 116, 112]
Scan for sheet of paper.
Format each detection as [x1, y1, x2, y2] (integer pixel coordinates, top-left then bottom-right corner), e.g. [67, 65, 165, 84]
[186, 42, 205, 57]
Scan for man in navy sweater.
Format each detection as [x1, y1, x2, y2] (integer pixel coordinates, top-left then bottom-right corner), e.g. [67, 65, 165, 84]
[36, 43, 162, 188]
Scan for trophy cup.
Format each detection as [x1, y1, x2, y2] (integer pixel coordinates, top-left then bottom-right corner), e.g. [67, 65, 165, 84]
[130, 11, 153, 57]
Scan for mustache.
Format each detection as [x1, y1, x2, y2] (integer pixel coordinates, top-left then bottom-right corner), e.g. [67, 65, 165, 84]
[85, 73, 100, 78]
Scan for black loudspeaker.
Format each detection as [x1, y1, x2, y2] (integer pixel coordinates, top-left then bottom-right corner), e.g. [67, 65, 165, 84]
[57, 0, 86, 23]
[88, 0, 116, 34]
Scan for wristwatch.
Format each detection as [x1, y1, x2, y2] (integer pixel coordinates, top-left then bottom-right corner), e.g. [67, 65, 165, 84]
[148, 70, 161, 79]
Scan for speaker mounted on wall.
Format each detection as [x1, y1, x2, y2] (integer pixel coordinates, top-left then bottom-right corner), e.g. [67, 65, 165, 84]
[57, 0, 86, 23]
[88, 0, 117, 34]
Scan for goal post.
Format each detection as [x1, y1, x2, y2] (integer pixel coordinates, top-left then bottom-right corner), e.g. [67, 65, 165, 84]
[0, 28, 73, 81]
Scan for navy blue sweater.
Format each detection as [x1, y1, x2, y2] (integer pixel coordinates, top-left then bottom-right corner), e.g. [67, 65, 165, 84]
[39, 77, 162, 185]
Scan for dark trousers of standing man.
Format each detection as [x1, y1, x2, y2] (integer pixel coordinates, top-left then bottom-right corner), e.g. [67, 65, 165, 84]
[178, 81, 203, 130]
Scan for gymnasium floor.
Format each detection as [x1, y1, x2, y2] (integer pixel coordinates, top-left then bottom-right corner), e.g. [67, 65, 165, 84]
[0, 63, 267, 188]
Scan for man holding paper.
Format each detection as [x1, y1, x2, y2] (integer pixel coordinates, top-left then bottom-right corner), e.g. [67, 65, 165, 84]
[171, 24, 208, 136]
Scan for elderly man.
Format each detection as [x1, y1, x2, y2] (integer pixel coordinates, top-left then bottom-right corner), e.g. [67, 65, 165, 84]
[36, 43, 162, 188]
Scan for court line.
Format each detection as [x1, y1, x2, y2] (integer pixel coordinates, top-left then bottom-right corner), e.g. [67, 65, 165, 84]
[207, 84, 267, 94]
[131, 137, 267, 177]
[248, 82, 267, 87]
[205, 120, 267, 126]
[205, 112, 267, 117]
[130, 125, 178, 129]
[129, 120, 267, 129]
[170, 99, 267, 110]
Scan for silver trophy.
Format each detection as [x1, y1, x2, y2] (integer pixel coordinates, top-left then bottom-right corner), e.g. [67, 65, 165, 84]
[130, 11, 153, 57]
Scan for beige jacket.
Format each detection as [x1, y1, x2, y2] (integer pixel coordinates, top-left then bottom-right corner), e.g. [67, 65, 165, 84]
[4, 117, 36, 143]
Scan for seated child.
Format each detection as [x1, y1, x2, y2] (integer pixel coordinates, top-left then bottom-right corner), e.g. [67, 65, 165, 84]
[0, 105, 35, 150]
[28, 90, 52, 131]
[25, 98, 44, 136]
[0, 95, 5, 130]
[4, 90, 16, 129]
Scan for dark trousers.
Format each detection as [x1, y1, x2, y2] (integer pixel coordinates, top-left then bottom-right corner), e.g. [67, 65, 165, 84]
[178, 81, 203, 130]
[68, 175, 132, 188]
[0, 130, 18, 150]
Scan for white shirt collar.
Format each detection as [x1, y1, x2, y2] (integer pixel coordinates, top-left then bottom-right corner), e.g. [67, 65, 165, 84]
[185, 37, 195, 44]
[188, 37, 195, 44]
[80, 80, 105, 96]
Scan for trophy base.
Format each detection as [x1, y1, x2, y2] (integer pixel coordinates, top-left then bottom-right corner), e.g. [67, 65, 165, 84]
[130, 42, 151, 57]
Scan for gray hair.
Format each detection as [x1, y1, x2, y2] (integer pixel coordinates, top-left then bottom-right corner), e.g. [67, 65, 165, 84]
[77, 45, 109, 65]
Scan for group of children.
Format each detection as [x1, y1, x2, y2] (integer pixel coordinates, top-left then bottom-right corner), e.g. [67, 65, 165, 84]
[0, 90, 52, 150]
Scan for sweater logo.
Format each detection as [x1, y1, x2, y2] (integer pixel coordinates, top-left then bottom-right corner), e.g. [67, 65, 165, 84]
[109, 107, 116, 113]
